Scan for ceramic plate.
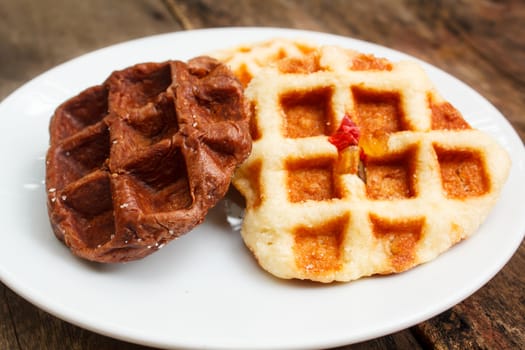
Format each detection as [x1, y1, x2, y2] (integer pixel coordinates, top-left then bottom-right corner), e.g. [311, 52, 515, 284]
[1, 28, 524, 350]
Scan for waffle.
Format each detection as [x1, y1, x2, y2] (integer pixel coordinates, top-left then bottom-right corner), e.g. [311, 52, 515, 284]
[230, 42, 511, 282]
[211, 38, 318, 88]
[46, 56, 251, 263]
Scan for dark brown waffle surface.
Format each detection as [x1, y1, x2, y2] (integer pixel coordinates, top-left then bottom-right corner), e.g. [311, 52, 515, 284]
[46, 56, 251, 262]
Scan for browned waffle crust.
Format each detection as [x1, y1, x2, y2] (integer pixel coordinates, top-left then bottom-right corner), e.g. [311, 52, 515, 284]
[228, 41, 511, 282]
[46, 56, 251, 263]
[211, 38, 318, 88]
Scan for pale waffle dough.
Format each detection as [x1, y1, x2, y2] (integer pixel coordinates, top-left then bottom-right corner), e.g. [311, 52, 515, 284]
[227, 40, 511, 283]
[211, 38, 318, 87]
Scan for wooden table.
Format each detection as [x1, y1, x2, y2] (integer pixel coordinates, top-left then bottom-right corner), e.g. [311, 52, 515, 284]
[1, 1, 523, 349]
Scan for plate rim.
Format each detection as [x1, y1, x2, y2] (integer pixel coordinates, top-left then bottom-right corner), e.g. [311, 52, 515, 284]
[1, 27, 524, 350]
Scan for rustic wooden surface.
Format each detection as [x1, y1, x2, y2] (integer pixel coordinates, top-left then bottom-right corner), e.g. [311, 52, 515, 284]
[1, 0, 524, 349]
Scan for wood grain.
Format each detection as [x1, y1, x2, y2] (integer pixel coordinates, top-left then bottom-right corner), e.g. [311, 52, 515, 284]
[1, 0, 523, 349]
[0, 0, 177, 100]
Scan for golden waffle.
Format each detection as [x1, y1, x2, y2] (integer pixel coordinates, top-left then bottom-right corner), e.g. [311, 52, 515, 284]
[46, 56, 251, 263]
[231, 42, 511, 282]
[211, 38, 318, 88]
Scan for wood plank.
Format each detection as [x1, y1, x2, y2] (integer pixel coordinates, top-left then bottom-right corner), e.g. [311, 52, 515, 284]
[163, 0, 330, 31]
[412, 246, 525, 349]
[406, 0, 525, 140]
[167, 1, 525, 349]
[1, 0, 523, 349]
[165, 0, 525, 134]
[3, 286, 155, 350]
[0, 1, 178, 349]
[337, 331, 423, 350]
[0, 0, 179, 100]
[0, 284, 20, 350]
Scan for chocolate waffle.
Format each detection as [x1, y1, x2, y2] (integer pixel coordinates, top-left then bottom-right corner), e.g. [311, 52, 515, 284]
[46, 56, 251, 263]
[231, 42, 511, 282]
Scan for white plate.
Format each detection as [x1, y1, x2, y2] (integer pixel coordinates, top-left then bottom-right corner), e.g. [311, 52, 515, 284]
[1, 27, 524, 350]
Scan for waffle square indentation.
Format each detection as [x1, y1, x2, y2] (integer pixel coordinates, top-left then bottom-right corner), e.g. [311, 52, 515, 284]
[294, 214, 349, 274]
[123, 95, 179, 140]
[125, 147, 192, 212]
[365, 148, 417, 200]
[281, 87, 333, 138]
[236, 63, 252, 87]
[370, 215, 424, 272]
[434, 146, 488, 198]
[349, 54, 393, 71]
[352, 86, 409, 138]
[60, 123, 110, 179]
[286, 157, 340, 202]
[277, 52, 321, 74]
[242, 160, 263, 209]
[113, 63, 172, 108]
[61, 171, 115, 248]
[57, 85, 108, 140]
[248, 102, 261, 141]
[429, 95, 471, 130]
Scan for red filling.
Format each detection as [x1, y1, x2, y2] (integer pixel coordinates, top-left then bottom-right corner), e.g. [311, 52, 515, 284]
[328, 115, 360, 151]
